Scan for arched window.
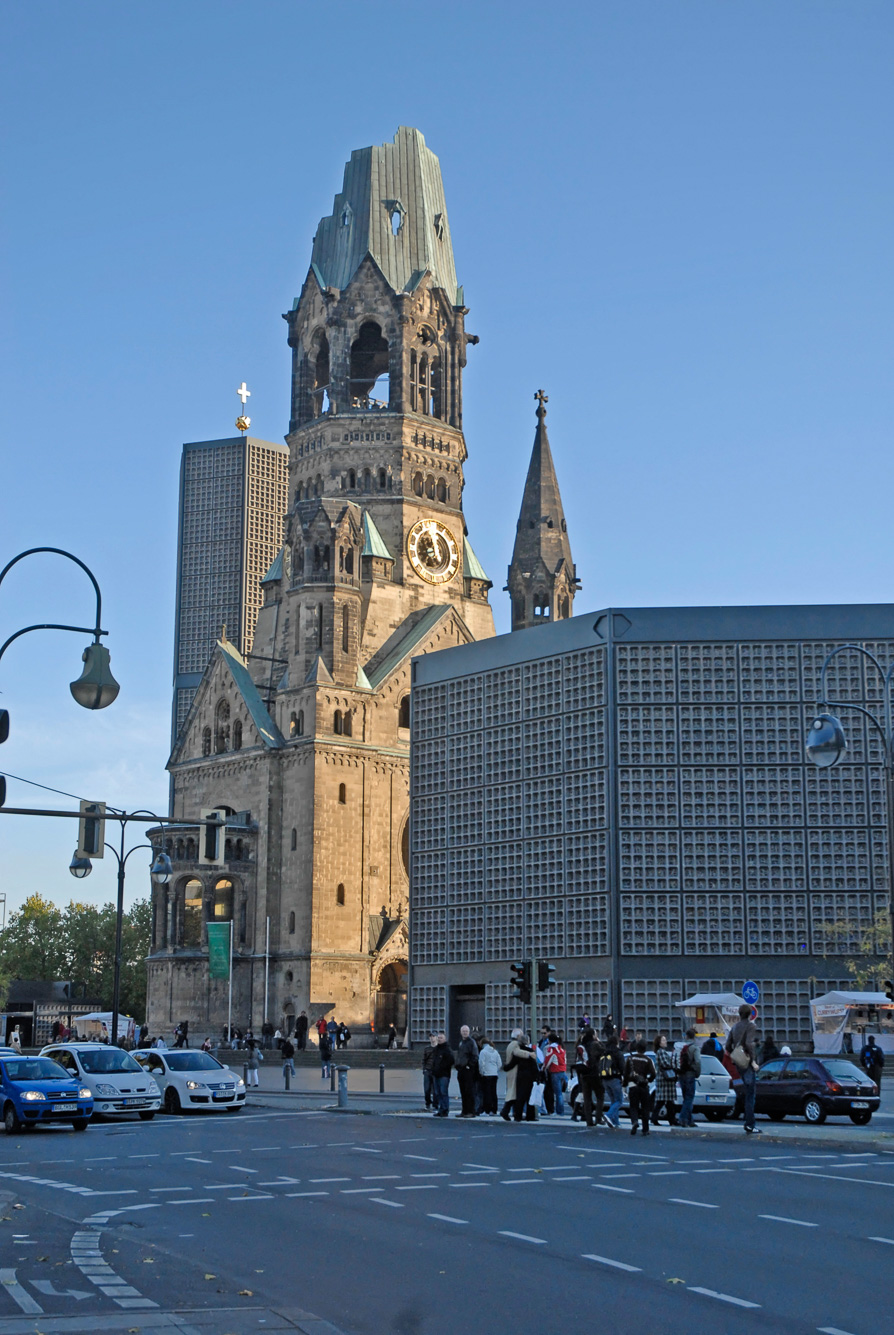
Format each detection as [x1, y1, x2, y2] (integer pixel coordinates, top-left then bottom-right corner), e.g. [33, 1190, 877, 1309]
[342, 606, 350, 654]
[398, 695, 410, 730]
[294, 616, 301, 654]
[378, 468, 387, 489]
[297, 709, 304, 736]
[410, 350, 418, 411]
[288, 911, 296, 934]
[343, 710, 352, 738]
[425, 475, 435, 499]
[239, 897, 247, 944]
[334, 710, 343, 735]
[338, 782, 346, 804]
[296, 483, 304, 502]
[349, 321, 389, 408]
[336, 883, 346, 906]
[234, 839, 244, 860]
[429, 359, 442, 418]
[339, 545, 345, 573]
[362, 468, 372, 492]
[233, 719, 242, 750]
[214, 700, 230, 753]
[311, 331, 330, 415]
[290, 712, 299, 738]
[418, 354, 429, 415]
[176, 839, 185, 860]
[183, 878, 203, 948]
[213, 878, 234, 922]
[290, 828, 297, 851]
[186, 837, 197, 860]
[436, 477, 447, 503]
[224, 838, 233, 861]
[202, 727, 212, 757]
[317, 604, 323, 649]
[348, 469, 356, 489]
[345, 546, 354, 575]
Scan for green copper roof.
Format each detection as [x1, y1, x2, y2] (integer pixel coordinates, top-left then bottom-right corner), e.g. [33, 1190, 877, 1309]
[219, 640, 284, 749]
[308, 127, 460, 300]
[361, 510, 394, 560]
[261, 547, 284, 585]
[364, 605, 453, 691]
[463, 536, 489, 583]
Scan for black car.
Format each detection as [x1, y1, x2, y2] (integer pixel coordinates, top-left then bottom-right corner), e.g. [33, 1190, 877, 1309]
[754, 1056, 879, 1125]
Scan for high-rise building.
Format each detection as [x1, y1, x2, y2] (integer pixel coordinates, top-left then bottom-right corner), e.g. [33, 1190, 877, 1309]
[172, 435, 288, 740]
[148, 128, 495, 1038]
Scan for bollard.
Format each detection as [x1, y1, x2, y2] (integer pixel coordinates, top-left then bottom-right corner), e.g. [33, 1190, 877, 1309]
[337, 1065, 349, 1109]
[379, 1063, 385, 1093]
[243, 1064, 248, 1088]
[330, 1064, 336, 1093]
[284, 1065, 291, 1091]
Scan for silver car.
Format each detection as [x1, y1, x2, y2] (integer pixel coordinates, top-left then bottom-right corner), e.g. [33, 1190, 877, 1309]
[40, 1042, 161, 1119]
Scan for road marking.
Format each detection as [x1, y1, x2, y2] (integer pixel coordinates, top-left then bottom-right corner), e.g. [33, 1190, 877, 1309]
[819, 1328, 859, 1334]
[228, 1165, 258, 1174]
[341, 1188, 386, 1194]
[718, 1157, 753, 1162]
[536, 1166, 579, 1171]
[499, 1231, 547, 1244]
[396, 1184, 438, 1191]
[669, 1199, 719, 1209]
[228, 1193, 274, 1201]
[649, 1171, 686, 1176]
[428, 1213, 468, 1224]
[84, 1156, 116, 1162]
[501, 1179, 544, 1185]
[362, 1175, 401, 1180]
[463, 1163, 499, 1170]
[592, 1184, 633, 1194]
[553, 1176, 591, 1181]
[412, 1173, 448, 1178]
[460, 1168, 499, 1175]
[689, 1286, 760, 1309]
[582, 1254, 641, 1272]
[404, 1154, 438, 1161]
[783, 1170, 894, 1189]
[601, 1173, 640, 1179]
[868, 1236, 894, 1245]
[676, 1159, 711, 1164]
[258, 1177, 302, 1186]
[0, 1269, 43, 1315]
[250, 1145, 281, 1151]
[184, 1157, 212, 1164]
[449, 1182, 490, 1188]
[310, 1177, 351, 1183]
[760, 1214, 818, 1228]
[169, 1197, 215, 1205]
[352, 1147, 382, 1154]
[149, 1186, 192, 1193]
[128, 1153, 159, 1158]
[373, 1199, 403, 1208]
[695, 1168, 733, 1174]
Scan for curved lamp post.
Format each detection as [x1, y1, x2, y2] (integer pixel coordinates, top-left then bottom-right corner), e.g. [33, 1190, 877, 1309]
[70, 810, 173, 1046]
[0, 547, 119, 710]
[806, 645, 894, 983]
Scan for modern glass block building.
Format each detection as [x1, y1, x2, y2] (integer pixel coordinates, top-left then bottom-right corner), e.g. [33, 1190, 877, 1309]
[408, 604, 894, 1045]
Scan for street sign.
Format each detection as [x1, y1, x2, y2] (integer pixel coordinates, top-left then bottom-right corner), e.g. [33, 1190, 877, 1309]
[742, 981, 760, 1004]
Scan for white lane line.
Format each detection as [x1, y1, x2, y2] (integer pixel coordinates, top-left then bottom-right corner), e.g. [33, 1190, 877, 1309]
[676, 1159, 711, 1164]
[84, 1157, 116, 1162]
[601, 1174, 640, 1179]
[310, 1177, 351, 1183]
[411, 1173, 448, 1178]
[460, 1169, 499, 1175]
[508, 1166, 544, 1172]
[285, 1191, 328, 1197]
[558, 1145, 666, 1161]
[649, 1171, 686, 1177]
[0, 1270, 43, 1314]
[149, 1186, 192, 1193]
[258, 1178, 301, 1186]
[669, 1199, 719, 1209]
[428, 1214, 468, 1224]
[228, 1193, 274, 1201]
[760, 1214, 818, 1228]
[783, 1170, 894, 1189]
[718, 1158, 753, 1163]
[227, 1165, 258, 1174]
[352, 1147, 382, 1154]
[499, 1231, 547, 1244]
[690, 1286, 759, 1309]
[128, 1154, 159, 1159]
[500, 1179, 544, 1185]
[592, 1185, 634, 1194]
[373, 1199, 404, 1208]
[184, 1157, 212, 1164]
[450, 1183, 490, 1188]
[868, 1236, 894, 1245]
[362, 1175, 401, 1180]
[404, 1154, 438, 1162]
[819, 1328, 858, 1334]
[695, 1169, 733, 1174]
[553, 1176, 591, 1182]
[582, 1254, 641, 1273]
[536, 1166, 578, 1171]
[341, 1188, 386, 1194]
[463, 1163, 499, 1170]
[396, 1185, 438, 1191]
[169, 1198, 215, 1205]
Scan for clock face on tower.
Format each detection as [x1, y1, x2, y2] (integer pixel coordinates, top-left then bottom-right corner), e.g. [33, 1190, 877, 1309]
[406, 518, 460, 585]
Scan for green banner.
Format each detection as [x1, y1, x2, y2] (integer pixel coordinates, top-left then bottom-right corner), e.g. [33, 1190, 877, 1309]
[207, 922, 231, 980]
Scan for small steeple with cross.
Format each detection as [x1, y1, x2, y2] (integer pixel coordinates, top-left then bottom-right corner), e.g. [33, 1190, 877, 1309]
[236, 382, 251, 435]
[534, 388, 548, 420]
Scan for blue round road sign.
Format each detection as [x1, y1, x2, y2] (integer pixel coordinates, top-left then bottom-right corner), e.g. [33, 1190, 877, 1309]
[742, 981, 760, 1004]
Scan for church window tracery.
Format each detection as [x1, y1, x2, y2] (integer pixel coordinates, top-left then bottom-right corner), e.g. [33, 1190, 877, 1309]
[398, 695, 410, 730]
[183, 879, 203, 948]
[436, 478, 447, 503]
[202, 727, 212, 757]
[233, 719, 242, 750]
[349, 322, 390, 409]
[214, 700, 230, 753]
[425, 475, 435, 499]
[413, 472, 424, 496]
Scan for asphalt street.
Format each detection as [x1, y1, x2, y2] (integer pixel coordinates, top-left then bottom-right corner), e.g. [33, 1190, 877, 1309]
[1, 1107, 892, 1335]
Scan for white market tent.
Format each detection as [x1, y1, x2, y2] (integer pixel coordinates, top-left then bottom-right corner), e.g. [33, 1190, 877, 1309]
[675, 994, 745, 1038]
[70, 1012, 136, 1045]
[809, 992, 894, 1055]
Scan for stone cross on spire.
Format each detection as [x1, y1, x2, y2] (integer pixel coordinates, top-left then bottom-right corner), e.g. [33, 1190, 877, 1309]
[535, 388, 548, 417]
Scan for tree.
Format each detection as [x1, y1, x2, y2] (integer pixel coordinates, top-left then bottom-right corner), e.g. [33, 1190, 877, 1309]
[813, 907, 893, 992]
[0, 894, 65, 981]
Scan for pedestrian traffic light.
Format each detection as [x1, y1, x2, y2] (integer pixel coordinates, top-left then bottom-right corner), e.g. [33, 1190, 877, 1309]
[77, 800, 106, 859]
[0, 707, 8, 809]
[510, 961, 532, 1005]
[538, 961, 556, 992]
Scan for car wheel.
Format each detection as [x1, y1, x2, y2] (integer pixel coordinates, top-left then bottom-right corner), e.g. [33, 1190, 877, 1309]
[138, 1111, 155, 1121]
[164, 1087, 182, 1115]
[4, 1103, 22, 1135]
[226, 1104, 243, 1114]
[849, 1109, 872, 1126]
[767, 1112, 786, 1122]
[803, 1097, 827, 1125]
[72, 1118, 89, 1132]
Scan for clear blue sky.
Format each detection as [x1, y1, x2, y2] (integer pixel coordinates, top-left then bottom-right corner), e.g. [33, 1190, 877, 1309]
[1, 1, 892, 919]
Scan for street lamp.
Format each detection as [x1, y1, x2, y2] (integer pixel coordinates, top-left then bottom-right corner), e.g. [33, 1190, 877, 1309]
[806, 644, 894, 981]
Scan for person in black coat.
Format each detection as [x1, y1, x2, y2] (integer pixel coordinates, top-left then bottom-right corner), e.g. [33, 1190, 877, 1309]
[430, 1032, 454, 1116]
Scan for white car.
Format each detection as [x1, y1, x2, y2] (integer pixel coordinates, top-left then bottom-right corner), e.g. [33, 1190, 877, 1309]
[39, 1042, 161, 1119]
[132, 1048, 246, 1114]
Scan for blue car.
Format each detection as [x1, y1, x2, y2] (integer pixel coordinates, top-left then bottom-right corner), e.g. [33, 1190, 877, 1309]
[0, 1051, 95, 1133]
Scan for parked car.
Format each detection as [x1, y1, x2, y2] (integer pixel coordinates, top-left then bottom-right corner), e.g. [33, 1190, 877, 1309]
[1, 1052, 94, 1134]
[754, 1055, 879, 1124]
[39, 1042, 161, 1119]
[132, 1048, 246, 1114]
[568, 1052, 735, 1121]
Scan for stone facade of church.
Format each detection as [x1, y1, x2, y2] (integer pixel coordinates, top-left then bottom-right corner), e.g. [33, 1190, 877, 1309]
[146, 128, 497, 1040]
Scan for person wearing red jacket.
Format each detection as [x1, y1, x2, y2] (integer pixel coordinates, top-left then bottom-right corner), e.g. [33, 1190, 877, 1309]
[543, 1031, 568, 1116]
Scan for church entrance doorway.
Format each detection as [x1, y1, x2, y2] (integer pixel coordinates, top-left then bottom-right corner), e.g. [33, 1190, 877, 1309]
[449, 985, 485, 1045]
[374, 961, 407, 1038]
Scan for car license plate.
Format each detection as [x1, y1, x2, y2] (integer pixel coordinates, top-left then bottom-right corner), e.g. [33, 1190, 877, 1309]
[851, 1101, 869, 1108]
[52, 1103, 77, 1112]
[706, 1094, 724, 1101]
[212, 1091, 231, 1100]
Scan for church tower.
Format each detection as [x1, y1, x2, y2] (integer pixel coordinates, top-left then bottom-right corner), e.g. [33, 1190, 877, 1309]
[506, 391, 579, 630]
[149, 129, 494, 1042]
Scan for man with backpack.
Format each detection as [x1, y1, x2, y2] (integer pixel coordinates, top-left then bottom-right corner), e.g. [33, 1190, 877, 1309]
[623, 1039, 656, 1135]
[281, 1035, 295, 1083]
[600, 1036, 624, 1127]
[860, 1035, 885, 1089]
[677, 1027, 702, 1127]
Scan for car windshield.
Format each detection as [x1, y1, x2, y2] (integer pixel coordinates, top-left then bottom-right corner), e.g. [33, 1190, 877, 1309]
[164, 1052, 224, 1072]
[822, 1059, 872, 1081]
[78, 1049, 143, 1074]
[4, 1058, 72, 1082]
[700, 1055, 727, 1075]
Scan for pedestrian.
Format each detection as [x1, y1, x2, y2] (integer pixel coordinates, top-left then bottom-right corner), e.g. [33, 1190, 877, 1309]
[700, 1031, 723, 1058]
[543, 1031, 567, 1116]
[336, 1022, 346, 1050]
[9, 1027, 22, 1054]
[319, 1028, 333, 1079]
[455, 1025, 479, 1117]
[624, 1039, 656, 1136]
[860, 1035, 885, 1088]
[281, 1035, 295, 1082]
[580, 1013, 592, 1033]
[652, 1033, 678, 1127]
[677, 1028, 702, 1127]
[327, 1017, 338, 1051]
[155, 1034, 167, 1049]
[294, 1011, 308, 1050]
[430, 1031, 454, 1116]
[477, 1035, 501, 1115]
[758, 1032, 780, 1066]
[245, 1038, 263, 1087]
[601, 1014, 615, 1043]
[173, 1023, 184, 1049]
[579, 1026, 606, 1129]
[341, 1023, 351, 1048]
[316, 1015, 328, 1042]
[422, 1031, 438, 1109]
[201, 1036, 212, 1053]
[601, 1035, 624, 1127]
[387, 1023, 398, 1050]
[273, 1027, 282, 1052]
[725, 1004, 761, 1135]
[500, 1029, 538, 1122]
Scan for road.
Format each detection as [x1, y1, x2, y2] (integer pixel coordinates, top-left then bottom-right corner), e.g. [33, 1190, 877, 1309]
[0, 1107, 892, 1335]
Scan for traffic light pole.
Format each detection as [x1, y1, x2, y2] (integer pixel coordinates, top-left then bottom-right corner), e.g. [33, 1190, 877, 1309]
[529, 957, 538, 1121]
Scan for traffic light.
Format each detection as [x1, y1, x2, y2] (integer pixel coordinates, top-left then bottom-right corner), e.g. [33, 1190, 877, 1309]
[200, 808, 227, 864]
[510, 961, 532, 1005]
[538, 961, 556, 993]
[884, 979, 894, 1003]
[77, 800, 106, 859]
[0, 707, 7, 808]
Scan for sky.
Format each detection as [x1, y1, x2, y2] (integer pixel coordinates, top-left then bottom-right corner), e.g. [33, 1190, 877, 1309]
[1, 1, 892, 920]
